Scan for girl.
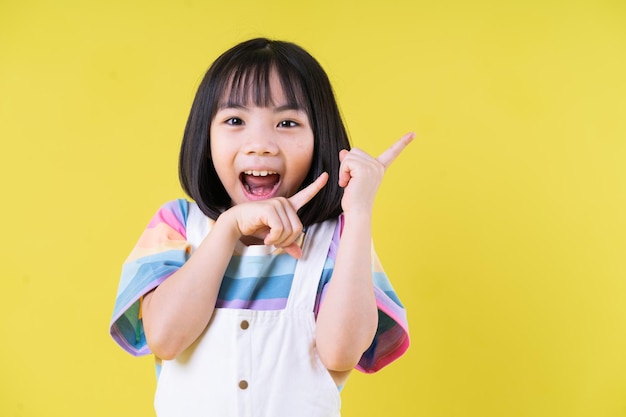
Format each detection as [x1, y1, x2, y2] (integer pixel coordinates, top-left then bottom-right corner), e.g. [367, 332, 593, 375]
[110, 38, 412, 417]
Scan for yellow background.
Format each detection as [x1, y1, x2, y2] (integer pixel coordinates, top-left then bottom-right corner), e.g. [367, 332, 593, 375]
[1, 0, 625, 416]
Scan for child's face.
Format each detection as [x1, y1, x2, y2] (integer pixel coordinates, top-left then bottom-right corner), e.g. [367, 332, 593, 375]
[210, 71, 314, 207]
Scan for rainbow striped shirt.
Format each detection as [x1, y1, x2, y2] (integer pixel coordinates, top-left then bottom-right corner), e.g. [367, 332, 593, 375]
[110, 199, 409, 373]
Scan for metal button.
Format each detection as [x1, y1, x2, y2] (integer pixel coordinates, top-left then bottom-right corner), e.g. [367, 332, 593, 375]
[240, 320, 249, 330]
[239, 380, 248, 390]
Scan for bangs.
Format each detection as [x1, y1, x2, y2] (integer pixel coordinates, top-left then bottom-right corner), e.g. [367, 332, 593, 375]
[216, 59, 310, 113]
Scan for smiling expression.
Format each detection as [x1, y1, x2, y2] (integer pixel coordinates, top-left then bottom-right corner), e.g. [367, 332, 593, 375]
[209, 70, 314, 207]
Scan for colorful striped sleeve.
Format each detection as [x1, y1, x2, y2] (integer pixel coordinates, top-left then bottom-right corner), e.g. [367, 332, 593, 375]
[109, 199, 191, 356]
[357, 245, 410, 373]
[319, 215, 410, 373]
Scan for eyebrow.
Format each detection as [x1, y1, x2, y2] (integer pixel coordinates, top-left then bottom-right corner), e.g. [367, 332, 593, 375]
[217, 101, 304, 113]
[217, 101, 246, 111]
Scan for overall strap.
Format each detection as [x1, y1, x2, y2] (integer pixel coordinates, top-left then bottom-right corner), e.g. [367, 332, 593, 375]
[286, 219, 337, 313]
[186, 202, 211, 250]
[187, 201, 337, 313]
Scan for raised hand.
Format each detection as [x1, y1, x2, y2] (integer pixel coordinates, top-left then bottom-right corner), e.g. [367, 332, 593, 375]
[338, 132, 414, 214]
[225, 172, 329, 258]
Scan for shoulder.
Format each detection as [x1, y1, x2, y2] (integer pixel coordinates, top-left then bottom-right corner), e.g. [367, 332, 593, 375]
[153, 198, 190, 219]
[150, 199, 190, 222]
[145, 199, 191, 238]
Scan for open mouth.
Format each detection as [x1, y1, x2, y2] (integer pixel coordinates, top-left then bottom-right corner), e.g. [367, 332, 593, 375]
[240, 170, 281, 199]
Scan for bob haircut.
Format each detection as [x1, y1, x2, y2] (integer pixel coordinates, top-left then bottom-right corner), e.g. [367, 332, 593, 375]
[179, 37, 351, 227]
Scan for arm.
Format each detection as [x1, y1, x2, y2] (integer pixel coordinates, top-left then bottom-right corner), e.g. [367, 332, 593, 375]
[316, 133, 415, 372]
[142, 175, 329, 360]
[315, 211, 379, 372]
[141, 213, 241, 360]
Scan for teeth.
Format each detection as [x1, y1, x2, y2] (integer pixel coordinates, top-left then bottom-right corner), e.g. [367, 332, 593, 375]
[244, 170, 277, 177]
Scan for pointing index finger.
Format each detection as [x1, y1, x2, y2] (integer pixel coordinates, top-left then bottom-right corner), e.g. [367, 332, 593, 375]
[288, 172, 329, 211]
[377, 132, 415, 169]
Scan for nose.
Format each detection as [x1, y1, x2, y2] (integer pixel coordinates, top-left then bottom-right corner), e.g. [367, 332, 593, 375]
[242, 128, 279, 156]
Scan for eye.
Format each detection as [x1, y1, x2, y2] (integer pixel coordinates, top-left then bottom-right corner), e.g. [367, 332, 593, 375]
[225, 117, 244, 126]
[278, 120, 298, 128]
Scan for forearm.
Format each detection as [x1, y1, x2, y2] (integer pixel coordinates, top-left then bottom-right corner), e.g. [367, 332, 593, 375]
[142, 213, 240, 360]
[315, 211, 379, 371]
[315, 132, 413, 371]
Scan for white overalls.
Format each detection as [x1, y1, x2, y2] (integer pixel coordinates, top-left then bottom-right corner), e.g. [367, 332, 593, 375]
[154, 203, 342, 417]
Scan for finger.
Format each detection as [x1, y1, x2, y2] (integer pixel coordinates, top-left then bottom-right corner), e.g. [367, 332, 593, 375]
[377, 132, 415, 169]
[288, 172, 329, 211]
[265, 198, 304, 249]
[263, 201, 293, 246]
[338, 150, 351, 187]
[282, 242, 303, 259]
[266, 201, 304, 258]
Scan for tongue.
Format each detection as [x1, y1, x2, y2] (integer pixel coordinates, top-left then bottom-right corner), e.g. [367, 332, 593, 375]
[244, 174, 279, 196]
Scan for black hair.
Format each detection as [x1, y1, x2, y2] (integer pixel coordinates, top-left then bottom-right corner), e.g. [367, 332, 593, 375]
[179, 37, 350, 226]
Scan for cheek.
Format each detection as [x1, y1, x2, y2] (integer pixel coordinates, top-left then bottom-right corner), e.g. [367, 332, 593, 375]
[209, 141, 233, 183]
[292, 141, 315, 180]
